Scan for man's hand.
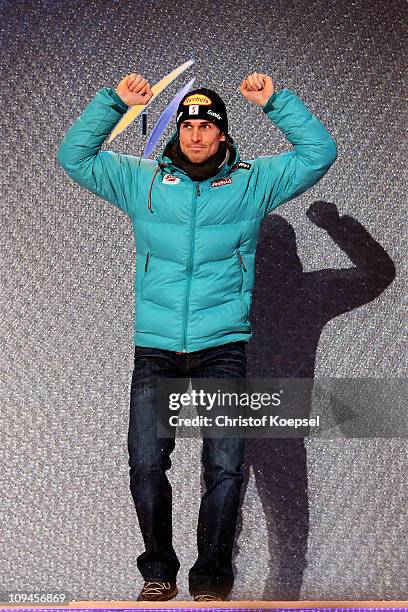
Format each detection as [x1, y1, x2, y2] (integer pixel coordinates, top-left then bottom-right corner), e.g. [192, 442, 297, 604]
[239, 73, 275, 107]
[115, 73, 153, 106]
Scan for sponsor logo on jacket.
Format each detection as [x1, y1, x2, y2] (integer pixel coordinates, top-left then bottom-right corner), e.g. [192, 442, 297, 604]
[183, 94, 212, 105]
[232, 161, 252, 171]
[211, 177, 232, 188]
[163, 174, 181, 184]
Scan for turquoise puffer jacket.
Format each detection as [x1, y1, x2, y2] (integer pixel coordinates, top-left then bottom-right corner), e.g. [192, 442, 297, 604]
[57, 87, 337, 352]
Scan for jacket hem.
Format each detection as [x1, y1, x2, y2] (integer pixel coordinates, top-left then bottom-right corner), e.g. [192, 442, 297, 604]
[133, 333, 252, 353]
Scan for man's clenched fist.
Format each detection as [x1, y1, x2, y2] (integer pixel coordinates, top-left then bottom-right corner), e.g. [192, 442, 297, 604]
[115, 73, 153, 106]
[240, 73, 275, 107]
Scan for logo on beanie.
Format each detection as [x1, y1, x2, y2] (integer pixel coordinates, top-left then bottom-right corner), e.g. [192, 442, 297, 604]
[211, 177, 232, 188]
[183, 94, 212, 105]
[207, 109, 222, 121]
[189, 105, 199, 115]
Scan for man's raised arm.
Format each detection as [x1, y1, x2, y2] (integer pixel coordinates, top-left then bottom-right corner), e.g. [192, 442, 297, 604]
[240, 72, 337, 216]
[56, 74, 153, 216]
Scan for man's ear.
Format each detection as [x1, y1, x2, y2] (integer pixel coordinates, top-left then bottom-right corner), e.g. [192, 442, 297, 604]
[220, 132, 226, 142]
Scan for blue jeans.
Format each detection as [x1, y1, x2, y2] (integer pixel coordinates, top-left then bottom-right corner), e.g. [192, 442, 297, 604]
[127, 341, 247, 598]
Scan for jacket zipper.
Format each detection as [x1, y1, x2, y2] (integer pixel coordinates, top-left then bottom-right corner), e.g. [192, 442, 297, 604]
[236, 249, 247, 272]
[181, 183, 200, 352]
[236, 249, 249, 321]
[141, 251, 150, 299]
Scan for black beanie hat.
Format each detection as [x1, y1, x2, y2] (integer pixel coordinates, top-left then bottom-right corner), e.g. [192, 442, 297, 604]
[176, 88, 228, 135]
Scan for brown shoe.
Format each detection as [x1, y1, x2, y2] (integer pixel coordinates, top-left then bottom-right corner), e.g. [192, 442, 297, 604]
[137, 580, 178, 601]
[193, 593, 224, 602]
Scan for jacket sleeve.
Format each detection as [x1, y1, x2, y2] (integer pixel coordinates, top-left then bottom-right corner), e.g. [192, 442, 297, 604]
[253, 89, 338, 216]
[57, 87, 141, 217]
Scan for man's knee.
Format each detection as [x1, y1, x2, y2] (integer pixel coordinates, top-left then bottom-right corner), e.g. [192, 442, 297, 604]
[128, 440, 175, 476]
[201, 440, 245, 489]
[202, 438, 245, 470]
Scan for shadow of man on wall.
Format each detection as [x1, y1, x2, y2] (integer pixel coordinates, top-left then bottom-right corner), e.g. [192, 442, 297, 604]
[233, 200, 396, 600]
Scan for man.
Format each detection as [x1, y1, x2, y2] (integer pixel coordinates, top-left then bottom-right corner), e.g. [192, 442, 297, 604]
[57, 72, 337, 601]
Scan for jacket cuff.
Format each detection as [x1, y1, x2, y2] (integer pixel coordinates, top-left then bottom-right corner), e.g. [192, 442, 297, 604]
[262, 90, 282, 114]
[106, 87, 129, 112]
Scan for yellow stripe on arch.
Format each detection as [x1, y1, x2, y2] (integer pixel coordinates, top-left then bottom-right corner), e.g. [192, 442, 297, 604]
[107, 59, 194, 143]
